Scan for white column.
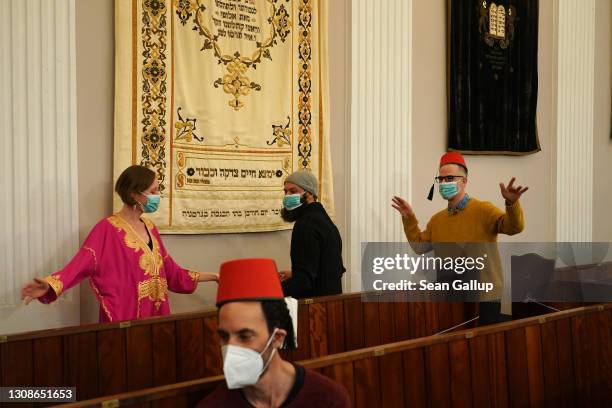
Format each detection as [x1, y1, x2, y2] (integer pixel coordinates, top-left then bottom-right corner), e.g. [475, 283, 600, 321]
[555, 0, 595, 242]
[349, 0, 412, 291]
[0, 0, 78, 324]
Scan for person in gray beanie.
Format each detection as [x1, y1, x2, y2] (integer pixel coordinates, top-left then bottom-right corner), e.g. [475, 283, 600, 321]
[280, 170, 345, 298]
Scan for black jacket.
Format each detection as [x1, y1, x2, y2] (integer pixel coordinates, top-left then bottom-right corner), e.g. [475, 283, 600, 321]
[282, 202, 345, 298]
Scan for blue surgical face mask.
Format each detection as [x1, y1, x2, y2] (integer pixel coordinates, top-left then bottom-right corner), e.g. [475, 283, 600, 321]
[283, 193, 303, 210]
[439, 182, 459, 200]
[140, 193, 160, 213]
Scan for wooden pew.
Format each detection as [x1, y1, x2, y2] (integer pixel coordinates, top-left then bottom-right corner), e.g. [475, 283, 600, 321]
[0, 292, 478, 402]
[511, 257, 611, 319]
[56, 303, 612, 408]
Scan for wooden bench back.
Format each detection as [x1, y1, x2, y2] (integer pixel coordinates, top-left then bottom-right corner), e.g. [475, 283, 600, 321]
[56, 303, 611, 407]
[1, 292, 480, 401]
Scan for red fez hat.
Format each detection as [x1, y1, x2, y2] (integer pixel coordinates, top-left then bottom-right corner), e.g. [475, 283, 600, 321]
[216, 258, 284, 306]
[427, 151, 468, 201]
[439, 151, 467, 171]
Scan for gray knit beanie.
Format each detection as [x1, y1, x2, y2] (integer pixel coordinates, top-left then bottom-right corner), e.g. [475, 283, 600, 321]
[285, 170, 318, 197]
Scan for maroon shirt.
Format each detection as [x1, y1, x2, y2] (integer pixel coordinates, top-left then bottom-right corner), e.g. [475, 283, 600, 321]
[196, 364, 351, 407]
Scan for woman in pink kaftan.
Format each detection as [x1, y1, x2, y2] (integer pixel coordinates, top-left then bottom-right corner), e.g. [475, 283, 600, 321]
[21, 165, 218, 322]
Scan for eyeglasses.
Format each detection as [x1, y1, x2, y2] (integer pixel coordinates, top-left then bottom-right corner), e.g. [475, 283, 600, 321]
[434, 175, 465, 183]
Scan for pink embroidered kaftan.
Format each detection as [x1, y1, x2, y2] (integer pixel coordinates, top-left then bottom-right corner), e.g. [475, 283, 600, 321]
[38, 215, 199, 322]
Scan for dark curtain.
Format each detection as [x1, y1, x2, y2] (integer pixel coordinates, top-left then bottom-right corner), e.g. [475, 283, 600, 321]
[448, 0, 540, 154]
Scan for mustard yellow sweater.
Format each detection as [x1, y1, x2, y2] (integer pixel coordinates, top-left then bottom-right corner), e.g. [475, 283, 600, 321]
[402, 197, 524, 243]
[401, 197, 525, 300]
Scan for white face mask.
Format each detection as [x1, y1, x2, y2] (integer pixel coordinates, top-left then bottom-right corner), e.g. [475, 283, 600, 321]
[222, 328, 278, 389]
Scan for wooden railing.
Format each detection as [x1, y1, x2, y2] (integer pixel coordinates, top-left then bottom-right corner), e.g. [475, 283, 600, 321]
[55, 302, 612, 408]
[1, 292, 481, 402]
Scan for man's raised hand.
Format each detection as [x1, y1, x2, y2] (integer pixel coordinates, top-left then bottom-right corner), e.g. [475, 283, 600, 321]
[499, 177, 528, 205]
[392, 196, 415, 218]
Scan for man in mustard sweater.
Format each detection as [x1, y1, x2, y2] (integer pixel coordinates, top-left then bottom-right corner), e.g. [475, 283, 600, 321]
[391, 152, 528, 324]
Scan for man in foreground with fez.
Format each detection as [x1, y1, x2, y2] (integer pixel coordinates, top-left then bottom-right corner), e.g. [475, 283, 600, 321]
[392, 152, 528, 324]
[279, 170, 345, 298]
[198, 258, 350, 407]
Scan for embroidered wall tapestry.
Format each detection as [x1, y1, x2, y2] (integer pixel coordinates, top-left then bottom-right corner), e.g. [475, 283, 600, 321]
[114, 0, 333, 233]
[448, 0, 540, 155]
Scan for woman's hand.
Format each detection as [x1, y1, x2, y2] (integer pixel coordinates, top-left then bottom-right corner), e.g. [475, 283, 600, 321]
[279, 270, 292, 282]
[21, 277, 50, 305]
[198, 272, 219, 283]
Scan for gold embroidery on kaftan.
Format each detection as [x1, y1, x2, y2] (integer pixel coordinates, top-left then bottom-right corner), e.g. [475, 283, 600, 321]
[82, 246, 98, 272]
[44, 274, 64, 297]
[137, 276, 169, 312]
[89, 278, 113, 321]
[107, 215, 169, 316]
